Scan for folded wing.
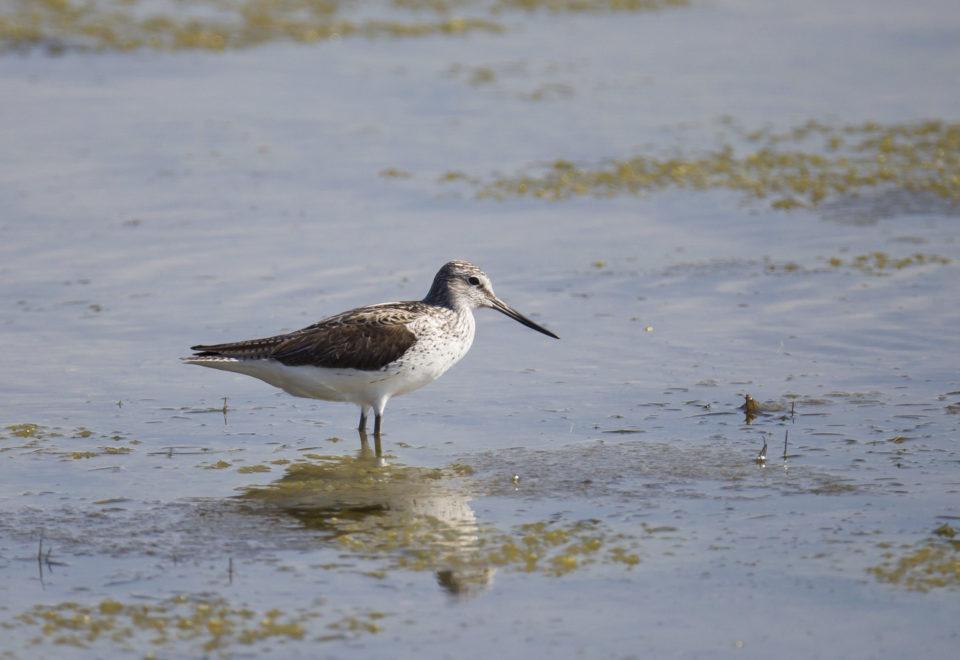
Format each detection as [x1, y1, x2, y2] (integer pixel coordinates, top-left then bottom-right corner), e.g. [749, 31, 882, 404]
[190, 306, 420, 371]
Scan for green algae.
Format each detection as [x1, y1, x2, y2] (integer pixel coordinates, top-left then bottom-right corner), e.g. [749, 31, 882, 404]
[204, 460, 233, 469]
[492, 0, 688, 12]
[2, 423, 135, 459]
[379, 167, 413, 179]
[395, 0, 688, 13]
[237, 464, 271, 473]
[830, 251, 952, 275]
[487, 519, 627, 576]
[0, 0, 690, 53]
[439, 170, 479, 184]
[447, 61, 576, 101]
[868, 526, 960, 592]
[466, 65, 497, 85]
[763, 252, 952, 275]
[10, 595, 380, 654]
[5, 423, 48, 439]
[101, 446, 133, 454]
[934, 523, 957, 538]
[448, 462, 476, 475]
[0, 0, 505, 53]
[459, 120, 960, 210]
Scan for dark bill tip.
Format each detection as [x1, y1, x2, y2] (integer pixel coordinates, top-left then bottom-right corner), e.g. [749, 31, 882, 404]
[490, 298, 559, 339]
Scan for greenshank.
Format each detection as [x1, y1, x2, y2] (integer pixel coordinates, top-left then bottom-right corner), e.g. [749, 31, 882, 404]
[184, 261, 558, 436]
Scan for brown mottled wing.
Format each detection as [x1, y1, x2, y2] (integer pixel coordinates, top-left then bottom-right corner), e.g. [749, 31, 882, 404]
[270, 323, 416, 370]
[190, 302, 424, 371]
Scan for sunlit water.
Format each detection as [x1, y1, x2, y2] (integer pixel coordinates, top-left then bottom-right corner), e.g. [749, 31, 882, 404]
[1, 0, 959, 657]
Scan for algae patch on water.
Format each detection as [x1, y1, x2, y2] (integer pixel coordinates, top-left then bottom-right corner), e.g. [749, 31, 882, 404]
[237, 463, 271, 473]
[0, 0, 692, 53]
[10, 595, 383, 654]
[491, 0, 687, 11]
[2, 422, 135, 459]
[868, 524, 960, 592]
[0, 0, 505, 53]
[0, 0, 688, 53]
[391, 0, 688, 14]
[443, 120, 960, 211]
[447, 61, 577, 101]
[828, 252, 951, 275]
[762, 252, 952, 276]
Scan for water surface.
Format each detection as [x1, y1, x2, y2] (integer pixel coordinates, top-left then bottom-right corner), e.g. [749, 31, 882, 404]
[1, 0, 959, 657]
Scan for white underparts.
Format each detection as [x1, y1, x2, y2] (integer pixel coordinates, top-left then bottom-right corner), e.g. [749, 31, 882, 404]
[184, 308, 476, 411]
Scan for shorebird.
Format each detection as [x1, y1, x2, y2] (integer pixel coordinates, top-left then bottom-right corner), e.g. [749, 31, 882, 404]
[184, 261, 558, 436]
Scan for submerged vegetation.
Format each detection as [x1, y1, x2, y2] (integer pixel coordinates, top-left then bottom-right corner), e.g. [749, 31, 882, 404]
[0, 0, 500, 52]
[2, 422, 135, 459]
[869, 523, 960, 592]
[11, 595, 382, 653]
[828, 251, 951, 275]
[0, 0, 685, 53]
[763, 251, 953, 275]
[448, 120, 960, 210]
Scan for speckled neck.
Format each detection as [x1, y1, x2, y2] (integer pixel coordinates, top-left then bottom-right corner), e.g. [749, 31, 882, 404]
[423, 276, 467, 311]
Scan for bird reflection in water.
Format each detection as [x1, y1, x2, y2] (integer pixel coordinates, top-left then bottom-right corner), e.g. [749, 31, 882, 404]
[241, 430, 494, 597]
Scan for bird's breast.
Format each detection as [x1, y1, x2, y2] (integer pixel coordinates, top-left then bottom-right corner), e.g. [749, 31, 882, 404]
[397, 310, 475, 379]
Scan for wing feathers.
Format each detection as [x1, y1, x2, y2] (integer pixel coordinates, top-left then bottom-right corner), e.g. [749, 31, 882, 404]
[272, 324, 417, 370]
[189, 303, 424, 371]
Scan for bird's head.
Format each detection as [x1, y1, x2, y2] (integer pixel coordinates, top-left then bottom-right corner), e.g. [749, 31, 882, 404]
[426, 260, 559, 339]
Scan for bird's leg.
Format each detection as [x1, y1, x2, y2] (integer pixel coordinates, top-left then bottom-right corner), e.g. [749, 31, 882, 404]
[372, 397, 387, 438]
[372, 397, 387, 459]
[357, 428, 372, 459]
[358, 407, 368, 432]
[374, 432, 383, 459]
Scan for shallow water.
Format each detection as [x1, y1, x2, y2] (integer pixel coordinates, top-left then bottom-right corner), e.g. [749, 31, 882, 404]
[1, 0, 959, 657]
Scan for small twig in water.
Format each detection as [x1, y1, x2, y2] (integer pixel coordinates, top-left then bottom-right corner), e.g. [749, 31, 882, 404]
[36, 537, 45, 589]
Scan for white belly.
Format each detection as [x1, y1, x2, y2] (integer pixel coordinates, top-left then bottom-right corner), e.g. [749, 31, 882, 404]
[186, 319, 474, 407]
[195, 359, 404, 405]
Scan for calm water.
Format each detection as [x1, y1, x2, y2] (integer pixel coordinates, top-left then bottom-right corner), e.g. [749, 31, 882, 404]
[1, 0, 959, 657]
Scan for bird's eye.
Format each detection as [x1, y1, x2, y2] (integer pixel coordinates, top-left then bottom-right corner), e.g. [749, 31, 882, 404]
[468, 276, 481, 286]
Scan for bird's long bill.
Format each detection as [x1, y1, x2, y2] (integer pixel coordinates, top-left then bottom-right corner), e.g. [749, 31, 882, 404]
[490, 297, 559, 339]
